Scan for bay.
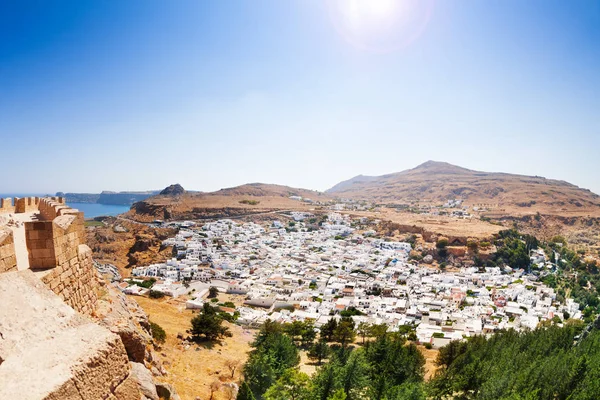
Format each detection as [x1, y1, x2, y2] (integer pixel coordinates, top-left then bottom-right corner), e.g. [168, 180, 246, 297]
[66, 202, 130, 219]
[0, 194, 130, 219]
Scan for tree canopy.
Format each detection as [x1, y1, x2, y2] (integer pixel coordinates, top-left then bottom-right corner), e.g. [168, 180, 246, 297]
[190, 302, 232, 341]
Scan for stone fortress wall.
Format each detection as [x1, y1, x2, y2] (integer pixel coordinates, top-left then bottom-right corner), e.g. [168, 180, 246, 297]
[0, 196, 157, 400]
[27, 198, 99, 314]
[0, 196, 99, 314]
[0, 226, 17, 273]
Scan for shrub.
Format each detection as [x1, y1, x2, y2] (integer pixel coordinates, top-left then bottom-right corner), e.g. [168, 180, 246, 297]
[436, 238, 449, 249]
[149, 290, 165, 299]
[239, 199, 260, 205]
[150, 321, 166, 344]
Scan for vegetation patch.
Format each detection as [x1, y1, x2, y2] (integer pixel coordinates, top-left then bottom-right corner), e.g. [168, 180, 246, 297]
[239, 199, 260, 205]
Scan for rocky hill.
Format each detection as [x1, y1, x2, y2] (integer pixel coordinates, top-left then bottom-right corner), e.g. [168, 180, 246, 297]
[126, 183, 331, 222]
[159, 184, 185, 196]
[86, 218, 177, 275]
[328, 161, 600, 216]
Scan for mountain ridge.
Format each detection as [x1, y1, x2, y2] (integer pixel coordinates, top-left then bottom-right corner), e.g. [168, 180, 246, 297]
[327, 161, 600, 214]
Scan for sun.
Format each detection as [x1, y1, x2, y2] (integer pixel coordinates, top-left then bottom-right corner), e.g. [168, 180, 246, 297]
[327, 0, 434, 53]
[344, 0, 400, 28]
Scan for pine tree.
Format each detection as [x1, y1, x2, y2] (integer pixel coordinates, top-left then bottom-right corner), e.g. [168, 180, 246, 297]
[237, 381, 256, 400]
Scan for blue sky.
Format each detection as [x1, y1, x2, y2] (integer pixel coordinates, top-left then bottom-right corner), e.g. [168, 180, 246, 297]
[1, 0, 599, 194]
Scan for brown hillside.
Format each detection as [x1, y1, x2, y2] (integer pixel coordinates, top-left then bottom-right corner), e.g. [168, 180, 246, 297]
[327, 161, 600, 217]
[126, 183, 332, 222]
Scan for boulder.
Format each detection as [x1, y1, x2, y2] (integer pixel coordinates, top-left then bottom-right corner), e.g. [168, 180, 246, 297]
[156, 383, 181, 400]
[130, 362, 159, 400]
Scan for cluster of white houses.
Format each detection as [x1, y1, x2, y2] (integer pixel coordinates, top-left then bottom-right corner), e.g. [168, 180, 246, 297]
[126, 214, 581, 347]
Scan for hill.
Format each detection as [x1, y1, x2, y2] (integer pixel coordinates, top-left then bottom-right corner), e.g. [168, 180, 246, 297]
[327, 161, 600, 216]
[126, 183, 331, 222]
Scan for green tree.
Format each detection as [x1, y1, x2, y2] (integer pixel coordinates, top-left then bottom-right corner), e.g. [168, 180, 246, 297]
[311, 362, 340, 400]
[243, 321, 300, 398]
[339, 349, 369, 400]
[254, 319, 284, 347]
[190, 303, 232, 341]
[386, 383, 426, 400]
[356, 322, 371, 345]
[264, 368, 311, 400]
[328, 389, 347, 400]
[208, 286, 219, 298]
[369, 324, 388, 339]
[321, 318, 338, 342]
[333, 317, 356, 347]
[308, 339, 331, 365]
[243, 353, 277, 398]
[284, 320, 316, 348]
[300, 321, 317, 347]
[237, 380, 257, 400]
[434, 339, 467, 368]
[364, 333, 425, 399]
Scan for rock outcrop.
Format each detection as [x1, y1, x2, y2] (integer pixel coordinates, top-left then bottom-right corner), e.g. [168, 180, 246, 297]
[96, 283, 151, 363]
[159, 184, 185, 196]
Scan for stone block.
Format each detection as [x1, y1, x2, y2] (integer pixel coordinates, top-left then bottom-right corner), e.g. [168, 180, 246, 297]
[0, 270, 133, 400]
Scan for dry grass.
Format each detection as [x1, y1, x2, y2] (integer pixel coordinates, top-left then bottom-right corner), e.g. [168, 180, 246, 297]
[351, 209, 504, 239]
[134, 296, 255, 400]
[298, 350, 318, 376]
[417, 345, 440, 381]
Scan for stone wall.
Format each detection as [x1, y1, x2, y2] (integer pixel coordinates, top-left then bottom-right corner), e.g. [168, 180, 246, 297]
[15, 196, 40, 213]
[0, 227, 17, 273]
[0, 198, 15, 213]
[20, 198, 99, 315]
[40, 244, 99, 316]
[0, 270, 140, 400]
[25, 212, 85, 269]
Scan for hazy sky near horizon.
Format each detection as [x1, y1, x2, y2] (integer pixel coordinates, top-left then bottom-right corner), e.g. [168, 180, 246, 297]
[1, 1, 599, 194]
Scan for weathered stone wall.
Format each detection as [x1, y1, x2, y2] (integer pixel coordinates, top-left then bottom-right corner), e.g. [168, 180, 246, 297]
[25, 213, 85, 269]
[21, 198, 99, 315]
[37, 197, 68, 221]
[25, 221, 56, 268]
[0, 227, 17, 273]
[15, 196, 40, 213]
[0, 270, 140, 400]
[0, 198, 15, 213]
[40, 244, 99, 315]
[0, 198, 177, 399]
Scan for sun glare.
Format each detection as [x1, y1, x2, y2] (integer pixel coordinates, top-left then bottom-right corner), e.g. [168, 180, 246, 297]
[327, 0, 433, 53]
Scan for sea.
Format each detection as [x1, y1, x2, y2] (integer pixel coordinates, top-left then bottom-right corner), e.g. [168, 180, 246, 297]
[0, 194, 130, 219]
[66, 203, 130, 219]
